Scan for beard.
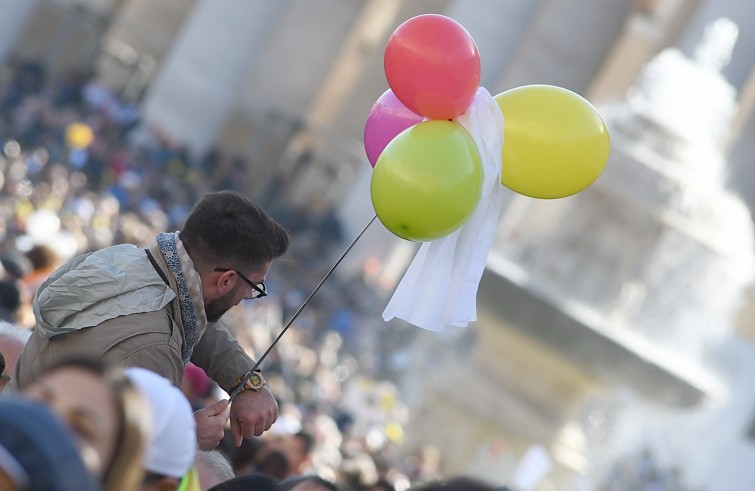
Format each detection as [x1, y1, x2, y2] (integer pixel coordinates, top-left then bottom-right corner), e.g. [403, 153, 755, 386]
[204, 290, 237, 323]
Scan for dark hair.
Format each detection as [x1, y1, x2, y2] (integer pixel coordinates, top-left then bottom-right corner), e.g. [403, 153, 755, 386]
[208, 473, 283, 491]
[0, 280, 21, 311]
[294, 430, 316, 457]
[26, 244, 59, 270]
[281, 475, 339, 491]
[220, 430, 262, 475]
[180, 190, 290, 271]
[368, 479, 396, 491]
[411, 477, 500, 491]
[0, 250, 33, 279]
[254, 447, 290, 481]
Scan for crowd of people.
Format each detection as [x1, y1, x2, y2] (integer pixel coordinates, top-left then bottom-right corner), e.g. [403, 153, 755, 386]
[0, 60, 507, 491]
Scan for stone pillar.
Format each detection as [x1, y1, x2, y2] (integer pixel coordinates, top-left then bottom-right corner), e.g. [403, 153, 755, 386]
[96, 0, 196, 95]
[498, 0, 636, 93]
[444, 0, 539, 92]
[0, 0, 42, 65]
[140, 0, 290, 157]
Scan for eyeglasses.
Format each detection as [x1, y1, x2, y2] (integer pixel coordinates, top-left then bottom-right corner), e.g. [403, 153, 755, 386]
[215, 268, 267, 299]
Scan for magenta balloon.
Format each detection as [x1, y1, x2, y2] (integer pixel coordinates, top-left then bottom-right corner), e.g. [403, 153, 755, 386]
[364, 89, 423, 168]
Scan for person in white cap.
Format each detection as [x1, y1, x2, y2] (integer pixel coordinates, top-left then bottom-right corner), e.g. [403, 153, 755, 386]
[14, 191, 289, 450]
[124, 366, 201, 491]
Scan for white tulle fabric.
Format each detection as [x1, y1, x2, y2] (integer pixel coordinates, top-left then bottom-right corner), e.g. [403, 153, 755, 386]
[382, 87, 504, 331]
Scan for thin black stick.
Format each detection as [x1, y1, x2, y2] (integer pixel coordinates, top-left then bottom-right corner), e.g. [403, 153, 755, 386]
[229, 214, 378, 401]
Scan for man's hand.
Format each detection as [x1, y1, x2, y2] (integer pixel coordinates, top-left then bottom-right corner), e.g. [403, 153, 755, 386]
[194, 399, 230, 450]
[230, 386, 278, 447]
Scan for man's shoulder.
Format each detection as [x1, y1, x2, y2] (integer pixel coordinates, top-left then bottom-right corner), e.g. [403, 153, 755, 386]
[45, 244, 147, 285]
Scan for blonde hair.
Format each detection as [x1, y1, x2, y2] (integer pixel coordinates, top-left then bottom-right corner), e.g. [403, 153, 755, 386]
[102, 369, 151, 491]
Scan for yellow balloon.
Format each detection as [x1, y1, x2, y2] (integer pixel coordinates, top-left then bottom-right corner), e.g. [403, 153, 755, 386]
[371, 120, 482, 241]
[494, 85, 610, 199]
[65, 123, 94, 149]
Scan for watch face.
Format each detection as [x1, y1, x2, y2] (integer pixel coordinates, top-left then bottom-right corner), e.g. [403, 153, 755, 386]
[249, 372, 263, 389]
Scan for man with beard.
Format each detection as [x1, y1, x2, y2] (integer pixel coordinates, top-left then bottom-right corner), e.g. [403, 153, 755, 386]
[12, 190, 290, 451]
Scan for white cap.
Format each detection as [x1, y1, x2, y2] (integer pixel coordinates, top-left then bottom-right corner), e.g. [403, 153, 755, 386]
[124, 367, 197, 478]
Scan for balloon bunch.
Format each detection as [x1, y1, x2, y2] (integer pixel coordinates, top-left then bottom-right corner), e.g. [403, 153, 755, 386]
[365, 14, 610, 242]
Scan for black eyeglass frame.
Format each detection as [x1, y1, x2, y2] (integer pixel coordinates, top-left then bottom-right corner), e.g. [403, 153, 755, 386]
[214, 268, 267, 299]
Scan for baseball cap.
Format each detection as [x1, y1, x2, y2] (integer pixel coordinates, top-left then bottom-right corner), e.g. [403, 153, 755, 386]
[124, 367, 197, 478]
[0, 396, 97, 491]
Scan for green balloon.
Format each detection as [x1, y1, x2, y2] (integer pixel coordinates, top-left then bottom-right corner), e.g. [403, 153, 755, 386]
[370, 120, 483, 241]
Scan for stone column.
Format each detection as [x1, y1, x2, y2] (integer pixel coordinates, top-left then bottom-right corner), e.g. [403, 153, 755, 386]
[140, 0, 290, 157]
[498, 0, 636, 93]
[0, 0, 42, 65]
[95, 0, 195, 95]
[444, 0, 540, 92]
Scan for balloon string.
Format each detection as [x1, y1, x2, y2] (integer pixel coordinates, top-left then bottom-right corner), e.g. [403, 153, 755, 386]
[229, 214, 378, 401]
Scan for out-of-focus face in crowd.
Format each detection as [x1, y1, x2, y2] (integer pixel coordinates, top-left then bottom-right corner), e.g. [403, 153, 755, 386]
[24, 365, 119, 476]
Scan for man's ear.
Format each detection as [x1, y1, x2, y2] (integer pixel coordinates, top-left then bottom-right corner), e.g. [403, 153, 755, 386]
[213, 269, 234, 295]
[202, 270, 226, 298]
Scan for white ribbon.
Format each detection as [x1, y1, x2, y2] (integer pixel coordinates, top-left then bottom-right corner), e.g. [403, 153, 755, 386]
[382, 87, 504, 331]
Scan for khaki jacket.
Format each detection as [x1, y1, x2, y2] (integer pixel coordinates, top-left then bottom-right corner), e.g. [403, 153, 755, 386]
[12, 243, 254, 391]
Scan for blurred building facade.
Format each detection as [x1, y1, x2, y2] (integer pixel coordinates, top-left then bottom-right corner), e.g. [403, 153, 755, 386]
[2, 0, 755, 489]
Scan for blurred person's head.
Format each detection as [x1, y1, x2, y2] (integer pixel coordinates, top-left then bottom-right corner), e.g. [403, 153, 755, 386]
[0, 280, 21, 321]
[194, 450, 235, 491]
[365, 479, 396, 491]
[272, 431, 315, 478]
[0, 321, 30, 390]
[338, 453, 378, 491]
[0, 396, 97, 491]
[253, 446, 290, 481]
[179, 190, 289, 322]
[124, 367, 197, 491]
[0, 250, 32, 280]
[208, 473, 283, 491]
[410, 477, 499, 491]
[22, 356, 149, 491]
[22, 244, 61, 299]
[219, 429, 262, 476]
[24, 243, 59, 273]
[281, 475, 339, 491]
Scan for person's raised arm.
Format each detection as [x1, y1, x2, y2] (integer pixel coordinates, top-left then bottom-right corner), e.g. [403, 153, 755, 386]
[190, 321, 278, 447]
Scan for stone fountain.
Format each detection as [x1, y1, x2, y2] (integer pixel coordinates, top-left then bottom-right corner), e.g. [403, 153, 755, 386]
[401, 17, 755, 490]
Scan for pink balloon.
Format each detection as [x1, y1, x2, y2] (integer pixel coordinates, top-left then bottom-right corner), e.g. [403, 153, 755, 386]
[364, 89, 423, 168]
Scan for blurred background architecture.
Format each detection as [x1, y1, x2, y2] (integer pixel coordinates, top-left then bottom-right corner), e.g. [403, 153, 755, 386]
[0, 0, 754, 489]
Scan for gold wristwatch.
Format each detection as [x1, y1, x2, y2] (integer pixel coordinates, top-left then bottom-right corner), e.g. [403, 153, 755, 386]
[231, 369, 265, 393]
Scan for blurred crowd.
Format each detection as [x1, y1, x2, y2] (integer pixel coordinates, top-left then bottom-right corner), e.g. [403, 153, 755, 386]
[0, 57, 701, 491]
[0, 60, 494, 491]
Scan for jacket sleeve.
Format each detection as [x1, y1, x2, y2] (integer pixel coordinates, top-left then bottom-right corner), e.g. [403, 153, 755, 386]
[190, 320, 255, 393]
[118, 334, 185, 388]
